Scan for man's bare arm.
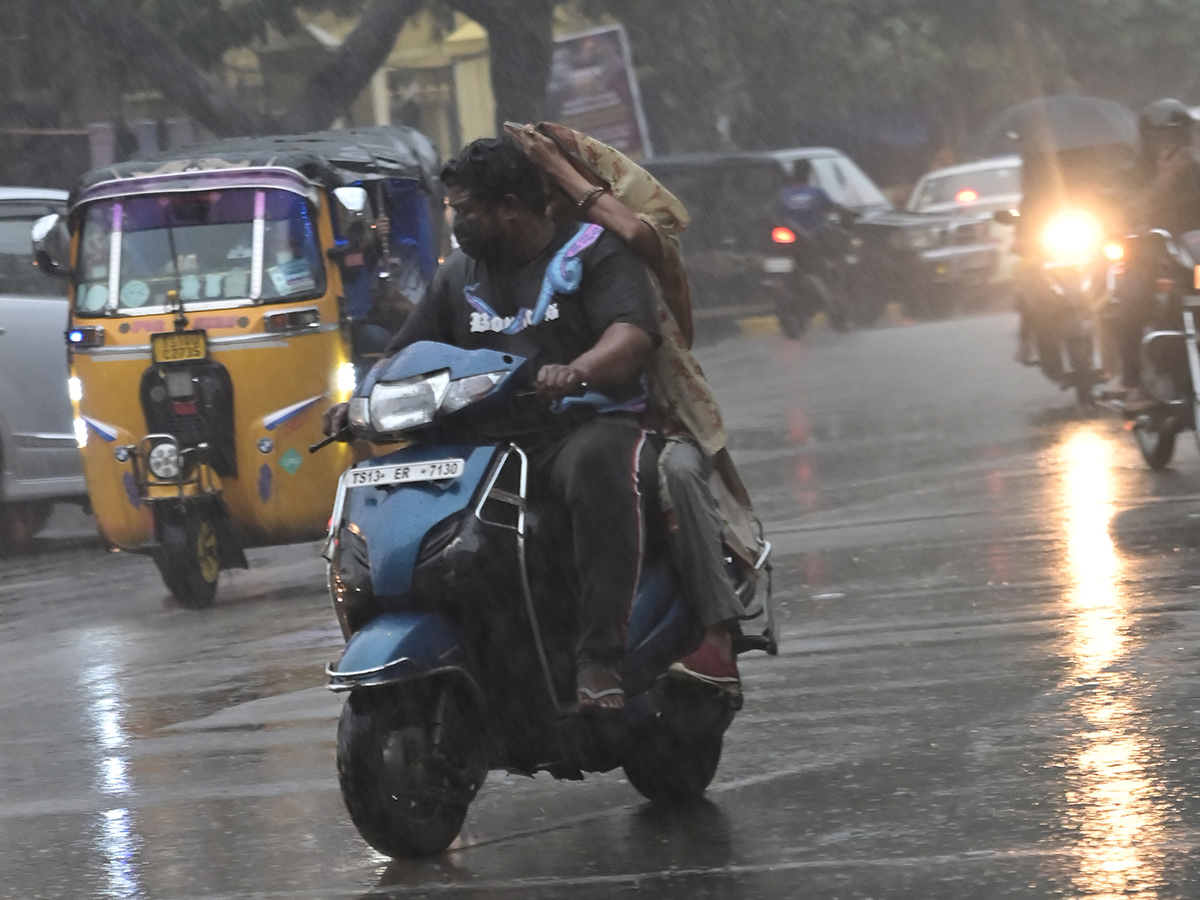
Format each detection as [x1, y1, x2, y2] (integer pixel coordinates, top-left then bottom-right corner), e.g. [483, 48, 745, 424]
[535, 322, 655, 401]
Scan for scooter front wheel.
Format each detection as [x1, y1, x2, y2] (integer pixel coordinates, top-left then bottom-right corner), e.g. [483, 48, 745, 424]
[1065, 334, 1097, 408]
[337, 683, 485, 858]
[1134, 416, 1177, 470]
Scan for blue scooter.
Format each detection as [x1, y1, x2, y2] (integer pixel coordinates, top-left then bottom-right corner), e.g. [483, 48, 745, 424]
[319, 341, 776, 858]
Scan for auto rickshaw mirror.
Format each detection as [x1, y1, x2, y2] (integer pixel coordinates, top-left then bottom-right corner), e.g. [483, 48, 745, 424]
[31, 213, 75, 281]
[333, 186, 369, 220]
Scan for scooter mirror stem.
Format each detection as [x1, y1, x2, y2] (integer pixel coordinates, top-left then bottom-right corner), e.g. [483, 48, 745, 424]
[310, 429, 350, 454]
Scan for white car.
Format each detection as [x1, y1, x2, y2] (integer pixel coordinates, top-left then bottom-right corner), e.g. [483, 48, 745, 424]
[0, 187, 86, 549]
[907, 155, 1022, 283]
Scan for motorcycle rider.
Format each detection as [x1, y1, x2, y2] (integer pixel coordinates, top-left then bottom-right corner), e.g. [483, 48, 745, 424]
[325, 136, 661, 712]
[1111, 98, 1200, 403]
[779, 160, 836, 239]
[506, 121, 755, 692]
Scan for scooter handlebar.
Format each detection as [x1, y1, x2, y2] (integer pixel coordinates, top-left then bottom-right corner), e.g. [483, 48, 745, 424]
[309, 429, 351, 454]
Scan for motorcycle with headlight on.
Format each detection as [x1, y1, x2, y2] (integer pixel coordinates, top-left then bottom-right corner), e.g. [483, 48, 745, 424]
[1111, 228, 1200, 470]
[316, 340, 777, 859]
[999, 206, 1123, 405]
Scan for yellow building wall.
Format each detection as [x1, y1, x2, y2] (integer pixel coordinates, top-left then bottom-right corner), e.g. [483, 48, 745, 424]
[453, 55, 496, 144]
[261, 5, 610, 157]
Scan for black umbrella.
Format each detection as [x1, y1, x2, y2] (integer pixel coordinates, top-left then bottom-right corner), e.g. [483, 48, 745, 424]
[968, 95, 1138, 158]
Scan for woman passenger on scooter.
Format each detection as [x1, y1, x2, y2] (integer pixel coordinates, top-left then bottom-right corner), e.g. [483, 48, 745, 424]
[506, 122, 756, 692]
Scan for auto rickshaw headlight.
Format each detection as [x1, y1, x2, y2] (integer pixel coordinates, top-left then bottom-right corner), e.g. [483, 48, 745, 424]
[147, 441, 182, 480]
[336, 362, 358, 397]
[368, 370, 450, 434]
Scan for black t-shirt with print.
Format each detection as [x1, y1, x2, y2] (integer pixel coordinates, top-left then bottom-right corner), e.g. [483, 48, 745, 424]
[385, 222, 659, 441]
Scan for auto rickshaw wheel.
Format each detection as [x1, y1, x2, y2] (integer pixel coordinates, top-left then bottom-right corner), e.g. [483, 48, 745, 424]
[154, 510, 220, 609]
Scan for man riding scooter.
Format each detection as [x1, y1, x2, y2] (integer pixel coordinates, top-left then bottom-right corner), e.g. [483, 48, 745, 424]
[326, 136, 662, 712]
[1108, 99, 1200, 407]
[1009, 142, 1125, 404]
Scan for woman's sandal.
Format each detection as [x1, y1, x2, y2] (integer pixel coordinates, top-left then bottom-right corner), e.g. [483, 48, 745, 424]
[577, 666, 625, 711]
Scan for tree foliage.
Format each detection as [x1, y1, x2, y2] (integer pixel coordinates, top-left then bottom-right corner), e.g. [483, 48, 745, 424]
[6, 0, 548, 139]
[594, 0, 1200, 165]
[8, 0, 1200, 181]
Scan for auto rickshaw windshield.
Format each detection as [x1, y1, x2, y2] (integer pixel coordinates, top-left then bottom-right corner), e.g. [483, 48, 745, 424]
[74, 187, 325, 315]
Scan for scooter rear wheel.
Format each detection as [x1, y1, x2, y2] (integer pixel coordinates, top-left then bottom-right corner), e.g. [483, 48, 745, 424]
[622, 681, 728, 804]
[337, 685, 484, 858]
[775, 278, 817, 339]
[624, 724, 723, 805]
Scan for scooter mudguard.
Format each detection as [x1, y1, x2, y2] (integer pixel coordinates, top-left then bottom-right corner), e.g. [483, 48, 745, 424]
[327, 611, 475, 691]
[341, 444, 498, 597]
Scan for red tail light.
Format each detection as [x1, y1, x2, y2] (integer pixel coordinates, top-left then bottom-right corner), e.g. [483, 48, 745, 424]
[955, 188, 979, 204]
[772, 226, 797, 244]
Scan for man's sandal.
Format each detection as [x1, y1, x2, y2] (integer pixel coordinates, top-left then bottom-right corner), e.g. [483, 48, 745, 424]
[577, 666, 624, 711]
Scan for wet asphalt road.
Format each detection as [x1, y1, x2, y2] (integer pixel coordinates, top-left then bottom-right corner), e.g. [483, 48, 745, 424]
[5, 311, 1200, 899]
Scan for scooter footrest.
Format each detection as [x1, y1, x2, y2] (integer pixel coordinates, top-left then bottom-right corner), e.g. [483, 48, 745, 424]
[733, 632, 776, 655]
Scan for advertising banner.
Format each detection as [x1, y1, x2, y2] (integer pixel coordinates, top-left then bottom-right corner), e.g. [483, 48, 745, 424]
[545, 24, 653, 159]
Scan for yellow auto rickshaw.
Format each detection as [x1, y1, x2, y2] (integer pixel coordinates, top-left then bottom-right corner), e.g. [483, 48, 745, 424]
[32, 126, 443, 607]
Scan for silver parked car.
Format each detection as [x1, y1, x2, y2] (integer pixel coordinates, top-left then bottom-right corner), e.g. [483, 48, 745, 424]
[907, 155, 1023, 284]
[0, 187, 85, 549]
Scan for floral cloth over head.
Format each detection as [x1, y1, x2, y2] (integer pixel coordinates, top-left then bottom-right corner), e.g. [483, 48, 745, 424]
[538, 122, 728, 456]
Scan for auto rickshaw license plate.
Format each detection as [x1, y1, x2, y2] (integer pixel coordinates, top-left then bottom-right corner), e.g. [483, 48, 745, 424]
[347, 458, 464, 488]
[152, 330, 208, 364]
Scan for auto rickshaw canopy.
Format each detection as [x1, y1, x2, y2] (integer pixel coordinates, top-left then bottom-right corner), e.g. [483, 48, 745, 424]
[72, 125, 442, 209]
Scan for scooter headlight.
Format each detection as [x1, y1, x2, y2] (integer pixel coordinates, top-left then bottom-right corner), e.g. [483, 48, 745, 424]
[1040, 210, 1104, 266]
[441, 372, 505, 413]
[367, 370, 450, 434]
[147, 441, 182, 479]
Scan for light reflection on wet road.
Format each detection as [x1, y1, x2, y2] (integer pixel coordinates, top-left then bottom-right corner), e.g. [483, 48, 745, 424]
[3, 312, 1200, 898]
[1056, 429, 1163, 898]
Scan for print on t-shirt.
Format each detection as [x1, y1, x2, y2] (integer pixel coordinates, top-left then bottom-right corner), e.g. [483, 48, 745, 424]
[464, 222, 604, 334]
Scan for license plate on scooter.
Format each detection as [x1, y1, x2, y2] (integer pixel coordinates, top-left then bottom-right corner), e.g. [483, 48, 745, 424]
[346, 458, 465, 488]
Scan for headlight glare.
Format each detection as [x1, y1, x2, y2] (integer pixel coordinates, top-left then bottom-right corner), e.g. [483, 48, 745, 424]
[368, 370, 450, 434]
[336, 362, 358, 397]
[1040, 210, 1103, 265]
